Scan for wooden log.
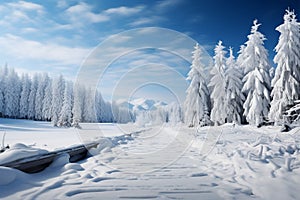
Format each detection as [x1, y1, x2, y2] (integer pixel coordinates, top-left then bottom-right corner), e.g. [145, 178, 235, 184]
[0, 142, 99, 173]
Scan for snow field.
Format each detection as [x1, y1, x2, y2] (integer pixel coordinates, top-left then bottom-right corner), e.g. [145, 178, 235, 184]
[0, 119, 300, 199]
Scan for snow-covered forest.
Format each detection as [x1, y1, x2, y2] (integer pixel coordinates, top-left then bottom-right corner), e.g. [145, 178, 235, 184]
[0, 65, 182, 127]
[0, 65, 135, 126]
[185, 9, 300, 128]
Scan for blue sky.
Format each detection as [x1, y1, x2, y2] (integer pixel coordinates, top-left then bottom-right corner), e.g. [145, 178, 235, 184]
[0, 0, 299, 102]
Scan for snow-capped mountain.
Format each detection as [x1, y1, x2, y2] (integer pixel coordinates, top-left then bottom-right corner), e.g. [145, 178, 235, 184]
[117, 98, 168, 111]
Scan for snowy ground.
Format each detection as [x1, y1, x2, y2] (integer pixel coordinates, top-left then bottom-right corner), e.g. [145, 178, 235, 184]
[0, 119, 300, 199]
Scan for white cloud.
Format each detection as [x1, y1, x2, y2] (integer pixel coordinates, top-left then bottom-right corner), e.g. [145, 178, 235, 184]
[7, 1, 43, 11]
[129, 16, 164, 27]
[104, 6, 144, 16]
[65, 3, 144, 28]
[155, 0, 183, 11]
[0, 34, 91, 67]
[56, 0, 68, 9]
[0, 1, 44, 25]
[7, 1, 44, 14]
[66, 2, 109, 24]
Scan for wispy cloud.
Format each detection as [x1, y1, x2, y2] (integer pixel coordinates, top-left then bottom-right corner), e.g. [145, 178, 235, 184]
[104, 6, 144, 16]
[0, 1, 44, 25]
[65, 3, 145, 28]
[155, 0, 184, 11]
[129, 16, 164, 27]
[65, 2, 109, 25]
[0, 34, 90, 76]
[7, 1, 44, 13]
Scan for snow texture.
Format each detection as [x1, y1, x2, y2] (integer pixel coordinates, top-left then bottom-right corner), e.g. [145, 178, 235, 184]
[0, 119, 300, 199]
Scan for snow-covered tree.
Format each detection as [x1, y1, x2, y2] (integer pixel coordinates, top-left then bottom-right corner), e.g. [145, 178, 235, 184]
[28, 74, 38, 120]
[51, 75, 65, 126]
[209, 41, 227, 125]
[83, 87, 97, 123]
[269, 10, 300, 125]
[58, 81, 73, 127]
[35, 73, 48, 120]
[225, 47, 245, 124]
[240, 20, 271, 126]
[72, 84, 85, 128]
[184, 43, 211, 127]
[4, 68, 20, 118]
[19, 74, 31, 119]
[42, 78, 53, 121]
[167, 102, 183, 125]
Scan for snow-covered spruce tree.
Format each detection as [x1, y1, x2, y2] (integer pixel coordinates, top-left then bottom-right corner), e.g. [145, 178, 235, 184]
[35, 73, 48, 120]
[0, 67, 6, 117]
[225, 47, 245, 124]
[269, 10, 300, 125]
[184, 43, 211, 127]
[72, 84, 86, 128]
[240, 20, 271, 127]
[209, 41, 227, 125]
[42, 78, 52, 121]
[19, 73, 31, 119]
[28, 74, 38, 120]
[83, 87, 97, 123]
[58, 81, 73, 127]
[4, 67, 21, 118]
[51, 75, 65, 126]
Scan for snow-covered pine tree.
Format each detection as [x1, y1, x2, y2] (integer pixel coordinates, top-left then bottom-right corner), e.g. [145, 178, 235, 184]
[28, 74, 38, 120]
[42, 78, 52, 121]
[184, 43, 211, 127]
[209, 41, 227, 125]
[72, 84, 84, 128]
[225, 47, 245, 124]
[4, 67, 20, 118]
[0, 67, 6, 117]
[269, 10, 300, 125]
[35, 73, 48, 120]
[51, 75, 65, 126]
[19, 73, 31, 119]
[167, 102, 183, 125]
[240, 20, 271, 127]
[83, 87, 97, 122]
[58, 81, 73, 127]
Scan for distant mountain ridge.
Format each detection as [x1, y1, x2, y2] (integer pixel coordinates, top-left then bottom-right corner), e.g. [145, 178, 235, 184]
[117, 98, 168, 111]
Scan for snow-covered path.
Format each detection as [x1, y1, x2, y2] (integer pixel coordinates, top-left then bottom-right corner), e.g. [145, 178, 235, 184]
[1, 120, 300, 199]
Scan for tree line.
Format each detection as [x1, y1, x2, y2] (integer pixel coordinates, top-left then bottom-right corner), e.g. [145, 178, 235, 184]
[0, 66, 134, 127]
[184, 9, 300, 127]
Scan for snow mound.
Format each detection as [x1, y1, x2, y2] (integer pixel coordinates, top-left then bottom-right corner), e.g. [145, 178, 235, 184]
[0, 167, 17, 185]
[0, 143, 48, 165]
[89, 134, 135, 155]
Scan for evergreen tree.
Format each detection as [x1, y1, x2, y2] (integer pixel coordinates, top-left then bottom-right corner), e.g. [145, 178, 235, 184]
[42, 78, 53, 121]
[28, 74, 38, 120]
[51, 75, 65, 126]
[209, 41, 227, 125]
[19, 74, 31, 119]
[184, 43, 211, 127]
[269, 10, 300, 125]
[4, 68, 20, 118]
[58, 81, 73, 127]
[72, 84, 84, 128]
[83, 87, 97, 122]
[225, 47, 245, 124]
[0, 67, 7, 117]
[35, 73, 48, 120]
[240, 20, 271, 126]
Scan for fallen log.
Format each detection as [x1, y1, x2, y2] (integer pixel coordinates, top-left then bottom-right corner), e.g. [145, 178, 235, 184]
[0, 142, 98, 173]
